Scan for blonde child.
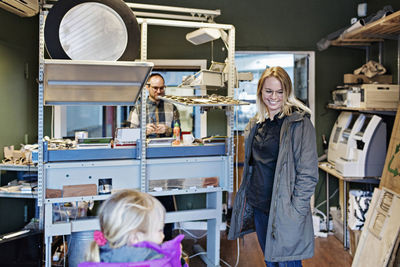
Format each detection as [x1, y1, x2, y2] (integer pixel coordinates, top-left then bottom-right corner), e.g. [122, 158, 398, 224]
[80, 189, 186, 267]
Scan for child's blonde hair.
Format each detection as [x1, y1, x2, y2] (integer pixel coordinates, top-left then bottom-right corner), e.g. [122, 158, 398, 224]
[85, 189, 166, 262]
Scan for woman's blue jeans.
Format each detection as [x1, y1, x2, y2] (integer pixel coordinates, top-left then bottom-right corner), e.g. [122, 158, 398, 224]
[254, 208, 302, 267]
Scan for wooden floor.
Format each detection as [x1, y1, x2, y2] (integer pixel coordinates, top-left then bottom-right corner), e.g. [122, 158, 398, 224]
[181, 232, 353, 267]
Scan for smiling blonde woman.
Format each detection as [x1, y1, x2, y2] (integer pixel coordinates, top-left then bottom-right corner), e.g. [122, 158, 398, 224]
[229, 66, 318, 266]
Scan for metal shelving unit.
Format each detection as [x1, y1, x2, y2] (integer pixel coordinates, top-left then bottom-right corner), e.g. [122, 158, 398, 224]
[38, 4, 237, 267]
[322, 11, 400, 249]
[136, 14, 237, 267]
[0, 164, 38, 172]
[0, 192, 37, 199]
[0, 164, 39, 224]
[319, 162, 380, 249]
[0, 164, 37, 186]
[38, 10, 154, 266]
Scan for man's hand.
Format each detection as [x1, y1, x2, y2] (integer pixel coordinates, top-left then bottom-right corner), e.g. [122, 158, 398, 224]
[146, 123, 169, 135]
[155, 123, 168, 134]
[146, 123, 157, 135]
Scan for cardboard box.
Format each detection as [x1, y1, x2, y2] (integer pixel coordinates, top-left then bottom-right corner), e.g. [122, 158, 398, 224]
[360, 84, 399, 109]
[331, 208, 344, 243]
[344, 74, 392, 84]
[349, 228, 362, 256]
[331, 208, 350, 245]
[380, 104, 400, 194]
[351, 188, 400, 266]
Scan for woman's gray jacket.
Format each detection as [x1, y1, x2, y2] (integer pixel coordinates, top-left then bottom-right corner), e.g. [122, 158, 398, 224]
[228, 111, 318, 262]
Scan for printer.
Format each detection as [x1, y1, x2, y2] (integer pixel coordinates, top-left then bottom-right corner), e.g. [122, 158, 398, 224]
[327, 111, 353, 165]
[335, 113, 386, 177]
[334, 113, 367, 167]
[332, 86, 361, 107]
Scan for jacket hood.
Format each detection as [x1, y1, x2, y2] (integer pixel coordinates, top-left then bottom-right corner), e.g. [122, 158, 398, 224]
[250, 110, 309, 128]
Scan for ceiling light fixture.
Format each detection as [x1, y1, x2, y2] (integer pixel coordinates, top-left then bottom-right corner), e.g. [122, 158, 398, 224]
[186, 28, 221, 45]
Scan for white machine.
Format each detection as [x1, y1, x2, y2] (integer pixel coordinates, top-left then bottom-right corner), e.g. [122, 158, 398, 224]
[334, 113, 367, 167]
[332, 86, 361, 107]
[335, 114, 386, 177]
[327, 111, 353, 165]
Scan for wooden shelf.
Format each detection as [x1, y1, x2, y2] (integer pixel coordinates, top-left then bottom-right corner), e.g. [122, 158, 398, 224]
[332, 10, 400, 46]
[318, 162, 380, 184]
[327, 104, 397, 116]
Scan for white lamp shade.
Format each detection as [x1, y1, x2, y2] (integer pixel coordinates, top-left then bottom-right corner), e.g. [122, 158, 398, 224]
[186, 28, 221, 45]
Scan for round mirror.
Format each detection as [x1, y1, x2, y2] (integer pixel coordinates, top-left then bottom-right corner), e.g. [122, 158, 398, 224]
[44, 0, 140, 61]
[59, 2, 128, 61]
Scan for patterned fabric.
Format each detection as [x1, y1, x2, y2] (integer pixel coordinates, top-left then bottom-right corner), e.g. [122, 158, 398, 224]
[128, 98, 180, 138]
[348, 190, 373, 230]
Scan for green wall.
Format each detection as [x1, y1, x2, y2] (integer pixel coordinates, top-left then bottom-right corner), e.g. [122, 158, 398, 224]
[0, 0, 399, 232]
[0, 9, 38, 233]
[0, 9, 38, 157]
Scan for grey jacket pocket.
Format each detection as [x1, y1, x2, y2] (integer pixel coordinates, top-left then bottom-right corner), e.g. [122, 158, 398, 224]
[291, 196, 309, 216]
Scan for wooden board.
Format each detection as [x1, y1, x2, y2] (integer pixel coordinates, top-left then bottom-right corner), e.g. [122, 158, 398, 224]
[343, 74, 392, 84]
[46, 188, 62, 198]
[3, 146, 13, 159]
[388, 233, 400, 267]
[62, 184, 97, 197]
[349, 228, 362, 256]
[352, 187, 400, 267]
[380, 104, 400, 195]
[234, 135, 245, 163]
[332, 10, 400, 46]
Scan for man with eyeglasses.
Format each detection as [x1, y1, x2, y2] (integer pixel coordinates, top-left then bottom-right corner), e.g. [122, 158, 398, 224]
[128, 73, 180, 241]
[129, 73, 180, 138]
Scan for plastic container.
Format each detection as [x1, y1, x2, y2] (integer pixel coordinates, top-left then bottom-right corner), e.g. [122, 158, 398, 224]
[68, 230, 94, 267]
[173, 122, 180, 141]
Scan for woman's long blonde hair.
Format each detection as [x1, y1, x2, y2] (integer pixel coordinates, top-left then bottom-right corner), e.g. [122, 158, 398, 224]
[256, 66, 311, 123]
[85, 189, 165, 262]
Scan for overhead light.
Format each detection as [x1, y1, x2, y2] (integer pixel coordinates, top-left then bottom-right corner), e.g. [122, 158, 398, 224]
[186, 28, 221, 45]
